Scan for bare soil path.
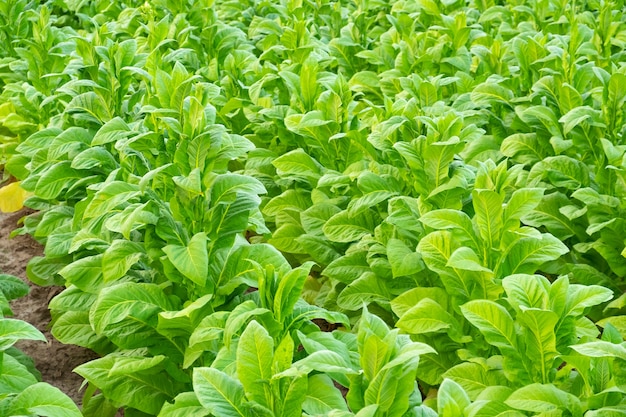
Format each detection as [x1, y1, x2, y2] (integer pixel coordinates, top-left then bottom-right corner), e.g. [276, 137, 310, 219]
[0, 209, 98, 406]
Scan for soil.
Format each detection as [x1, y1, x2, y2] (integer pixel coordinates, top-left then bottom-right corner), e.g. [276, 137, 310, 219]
[0, 209, 99, 406]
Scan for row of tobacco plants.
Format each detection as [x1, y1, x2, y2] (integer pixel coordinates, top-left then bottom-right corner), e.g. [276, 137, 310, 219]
[1, 0, 626, 416]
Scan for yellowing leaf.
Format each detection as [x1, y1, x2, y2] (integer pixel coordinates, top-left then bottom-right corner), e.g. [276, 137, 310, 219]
[0, 182, 31, 213]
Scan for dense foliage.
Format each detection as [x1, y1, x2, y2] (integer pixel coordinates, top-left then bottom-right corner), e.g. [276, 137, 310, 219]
[2, 0, 626, 415]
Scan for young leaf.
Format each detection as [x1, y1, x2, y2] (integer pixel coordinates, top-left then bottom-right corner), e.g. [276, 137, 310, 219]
[438, 378, 471, 417]
[517, 308, 559, 384]
[274, 262, 314, 322]
[502, 274, 550, 311]
[472, 189, 504, 250]
[236, 320, 273, 407]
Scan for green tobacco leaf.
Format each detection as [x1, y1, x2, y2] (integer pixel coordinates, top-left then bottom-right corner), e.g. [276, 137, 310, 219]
[9, 382, 82, 417]
[26, 256, 66, 287]
[0, 318, 46, 351]
[49, 286, 96, 312]
[502, 274, 550, 311]
[471, 82, 514, 106]
[279, 350, 357, 378]
[559, 106, 603, 135]
[163, 232, 209, 287]
[102, 240, 146, 282]
[274, 262, 314, 322]
[223, 301, 272, 349]
[0, 274, 29, 301]
[300, 204, 342, 235]
[263, 190, 312, 217]
[52, 310, 111, 353]
[34, 206, 74, 238]
[323, 209, 378, 243]
[501, 133, 549, 165]
[442, 362, 506, 400]
[461, 300, 517, 352]
[447, 247, 491, 272]
[273, 333, 295, 376]
[506, 384, 581, 414]
[84, 181, 140, 220]
[90, 283, 174, 349]
[564, 284, 613, 316]
[210, 174, 265, 205]
[530, 156, 590, 190]
[236, 321, 273, 407]
[571, 342, 626, 360]
[517, 308, 559, 384]
[173, 169, 202, 194]
[277, 375, 308, 417]
[438, 378, 471, 417]
[424, 139, 466, 193]
[91, 117, 132, 145]
[387, 239, 423, 277]
[76, 356, 183, 415]
[472, 189, 504, 250]
[193, 367, 247, 417]
[58, 255, 104, 292]
[66, 91, 111, 124]
[418, 231, 470, 299]
[324, 251, 370, 284]
[47, 127, 91, 161]
[522, 192, 584, 240]
[500, 233, 568, 276]
[348, 191, 399, 215]
[0, 354, 39, 394]
[336, 272, 391, 311]
[391, 287, 449, 318]
[270, 224, 308, 254]
[504, 188, 545, 229]
[359, 333, 391, 385]
[273, 148, 324, 181]
[363, 361, 406, 414]
[157, 392, 210, 417]
[35, 161, 83, 200]
[420, 209, 478, 246]
[396, 298, 455, 334]
[303, 374, 348, 415]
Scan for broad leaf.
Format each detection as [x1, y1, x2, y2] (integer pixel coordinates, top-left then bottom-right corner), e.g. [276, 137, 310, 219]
[193, 367, 248, 417]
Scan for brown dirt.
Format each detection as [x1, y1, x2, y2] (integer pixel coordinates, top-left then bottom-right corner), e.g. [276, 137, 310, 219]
[0, 209, 99, 406]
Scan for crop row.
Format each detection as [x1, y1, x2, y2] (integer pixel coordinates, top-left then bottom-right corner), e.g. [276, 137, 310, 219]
[1, 0, 626, 416]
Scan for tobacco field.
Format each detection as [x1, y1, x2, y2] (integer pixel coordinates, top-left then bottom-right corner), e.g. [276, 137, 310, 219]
[1, 0, 626, 415]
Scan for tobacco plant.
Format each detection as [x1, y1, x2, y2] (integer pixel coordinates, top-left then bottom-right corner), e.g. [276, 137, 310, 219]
[2, 0, 626, 416]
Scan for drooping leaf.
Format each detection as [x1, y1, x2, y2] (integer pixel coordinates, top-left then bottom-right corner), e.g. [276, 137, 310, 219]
[75, 356, 183, 415]
[0, 318, 46, 351]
